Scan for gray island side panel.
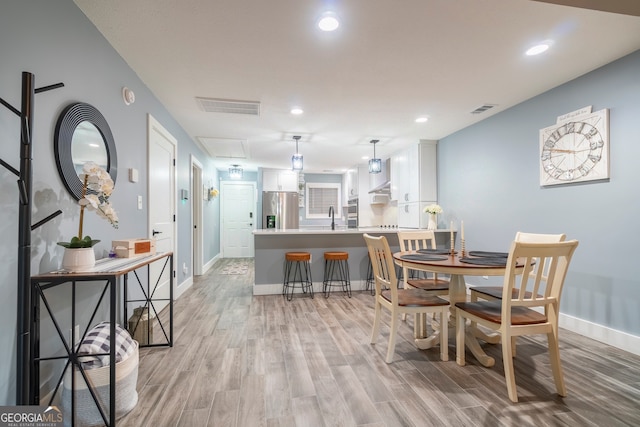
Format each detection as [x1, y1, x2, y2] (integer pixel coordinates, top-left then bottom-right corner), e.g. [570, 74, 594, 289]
[254, 229, 455, 292]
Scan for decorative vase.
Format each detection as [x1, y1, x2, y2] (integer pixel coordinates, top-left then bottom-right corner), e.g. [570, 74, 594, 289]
[62, 247, 96, 272]
[427, 213, 437, 230]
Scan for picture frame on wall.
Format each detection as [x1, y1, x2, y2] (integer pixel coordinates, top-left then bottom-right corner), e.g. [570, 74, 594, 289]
[539, 108, 609, 186]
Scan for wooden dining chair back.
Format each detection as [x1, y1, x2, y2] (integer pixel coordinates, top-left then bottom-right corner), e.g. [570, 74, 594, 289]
[397, 230, 449, 295]
[455, 239, 579, 402]
[363, 233, 450, 363]
[470, 232, 566, 302]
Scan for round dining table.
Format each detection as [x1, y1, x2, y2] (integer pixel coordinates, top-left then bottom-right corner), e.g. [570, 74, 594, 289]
[393, 251, 524, 367]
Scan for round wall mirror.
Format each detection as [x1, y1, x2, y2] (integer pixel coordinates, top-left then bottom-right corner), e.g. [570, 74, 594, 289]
[54, 103, 118, 200]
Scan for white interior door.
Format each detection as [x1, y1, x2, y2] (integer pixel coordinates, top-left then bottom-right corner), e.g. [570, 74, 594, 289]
[191, 156, 203, 276]
[221, 181, 255, 258]
[147, 115, 176, 314]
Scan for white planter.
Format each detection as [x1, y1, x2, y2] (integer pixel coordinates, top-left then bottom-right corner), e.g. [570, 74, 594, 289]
[62, 247, 96, 271]
[427, 213, 437, 230]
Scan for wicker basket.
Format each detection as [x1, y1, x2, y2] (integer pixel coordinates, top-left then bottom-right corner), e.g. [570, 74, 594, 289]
[62, 341, 139, 427]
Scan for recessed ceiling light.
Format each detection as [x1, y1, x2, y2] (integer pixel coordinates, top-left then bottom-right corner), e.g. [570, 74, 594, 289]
[290, 107, 304, 115]
[415, 117, 428, 123]
[526, 40, 553, 56]
[318, 11, 340, 32]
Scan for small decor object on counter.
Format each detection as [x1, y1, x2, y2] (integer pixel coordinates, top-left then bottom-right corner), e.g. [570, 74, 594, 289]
[112, 238, 156, 258]
[58, 162, 118, 271]
[423, 204, 442, 230]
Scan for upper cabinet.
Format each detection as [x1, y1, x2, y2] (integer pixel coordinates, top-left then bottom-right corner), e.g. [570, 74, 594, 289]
[262, 168, 299, 192]
[390, 140, 437, 203]
[343, 167, 359, 204]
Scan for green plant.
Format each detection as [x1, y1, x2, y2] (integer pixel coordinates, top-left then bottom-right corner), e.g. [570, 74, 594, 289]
[57, 162, 118, 248]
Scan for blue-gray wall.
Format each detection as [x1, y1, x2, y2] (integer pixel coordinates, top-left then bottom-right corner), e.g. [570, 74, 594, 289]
[439, 50, 640, 338]
[1, 0, 220, 404]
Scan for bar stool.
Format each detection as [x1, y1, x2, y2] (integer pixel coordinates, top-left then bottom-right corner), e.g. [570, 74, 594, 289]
[365, 259, 375, 295]
[283, 252, 314, 301]
[323, 251, 352, 298]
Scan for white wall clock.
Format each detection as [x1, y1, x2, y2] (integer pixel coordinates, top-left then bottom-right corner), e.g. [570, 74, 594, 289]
[539, 108, 609, 186]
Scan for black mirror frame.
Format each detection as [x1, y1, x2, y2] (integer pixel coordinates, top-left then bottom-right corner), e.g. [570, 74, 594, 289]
[54, 102, 118, 201]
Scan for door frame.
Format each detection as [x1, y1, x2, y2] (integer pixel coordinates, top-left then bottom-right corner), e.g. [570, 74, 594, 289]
[220, 180, 256, 258]
[147, 114, 177, 291]
[190, 155, 204, 276]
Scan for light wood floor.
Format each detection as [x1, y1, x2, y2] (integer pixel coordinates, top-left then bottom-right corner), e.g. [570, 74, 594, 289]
[120, 258, 640, 427]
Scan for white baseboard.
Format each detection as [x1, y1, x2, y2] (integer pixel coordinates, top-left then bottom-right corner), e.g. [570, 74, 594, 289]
[202, 254, 220, 274]
[559, 312, 640, 356]
[253, 279, 369, 296]
[176, 276, 193, 299]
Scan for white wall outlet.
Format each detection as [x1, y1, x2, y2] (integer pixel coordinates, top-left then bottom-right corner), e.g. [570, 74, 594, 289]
[183, 262, 188, 275]
[482, 275, 489, 280]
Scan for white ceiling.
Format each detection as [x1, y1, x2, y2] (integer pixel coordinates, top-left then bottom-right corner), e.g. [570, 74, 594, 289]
[73, 0, 640, 173]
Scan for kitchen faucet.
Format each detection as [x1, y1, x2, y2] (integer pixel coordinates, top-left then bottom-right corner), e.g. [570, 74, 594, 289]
[329, 206, 335, 230]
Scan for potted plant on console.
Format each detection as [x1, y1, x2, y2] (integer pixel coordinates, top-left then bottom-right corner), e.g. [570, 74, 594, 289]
[58, 162, 118, 271]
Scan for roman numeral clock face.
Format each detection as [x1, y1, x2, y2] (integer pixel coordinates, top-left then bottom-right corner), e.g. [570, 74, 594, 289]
[539, 109, 609, 186]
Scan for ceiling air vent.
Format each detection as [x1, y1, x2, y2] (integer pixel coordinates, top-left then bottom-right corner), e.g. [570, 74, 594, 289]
[196, 97, 260, 116]
[470, 104, 497, 114]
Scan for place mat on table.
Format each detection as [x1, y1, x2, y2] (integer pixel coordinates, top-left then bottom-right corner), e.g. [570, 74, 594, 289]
[400, 254, 448, 262]
[416, 248, 452, 255]
[468, 251, 509, 258]
[460, 257, 508, 266]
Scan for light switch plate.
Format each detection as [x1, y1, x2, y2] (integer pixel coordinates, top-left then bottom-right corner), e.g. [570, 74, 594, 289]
[129, 168, 139, 183]
[137, 195, 143, 210]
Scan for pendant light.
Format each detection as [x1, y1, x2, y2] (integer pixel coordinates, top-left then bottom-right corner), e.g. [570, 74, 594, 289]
[368, 139, 381, 174]
[291, 135, 303, 171]
[229, 164, 243, 179]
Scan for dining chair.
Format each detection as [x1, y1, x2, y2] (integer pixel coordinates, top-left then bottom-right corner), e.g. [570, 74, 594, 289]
[455, 239, 579, 402]
[397, 230, 450, 337]
[363, 233, 450, 363]
[469, 232, 566, 302]
[468, 232, 566, 355]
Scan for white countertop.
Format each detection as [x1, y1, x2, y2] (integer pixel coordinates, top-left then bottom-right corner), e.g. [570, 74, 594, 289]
[254, 227, 453, 235]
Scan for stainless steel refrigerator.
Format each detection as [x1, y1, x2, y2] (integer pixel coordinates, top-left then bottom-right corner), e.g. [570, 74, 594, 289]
[262, 191, 299, 229]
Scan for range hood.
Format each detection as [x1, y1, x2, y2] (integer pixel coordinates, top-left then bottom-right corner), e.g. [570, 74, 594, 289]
[368, 159, 391, 194]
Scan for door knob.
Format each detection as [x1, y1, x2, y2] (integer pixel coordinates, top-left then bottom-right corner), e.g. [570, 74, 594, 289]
[152, 229, 162, 236]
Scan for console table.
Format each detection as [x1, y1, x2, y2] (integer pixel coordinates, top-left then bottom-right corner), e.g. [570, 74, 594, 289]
[30, 252, 174, 426]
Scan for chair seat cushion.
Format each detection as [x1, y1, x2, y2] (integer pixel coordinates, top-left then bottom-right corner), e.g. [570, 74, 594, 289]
[406, 278, 449, 291]
[382, 289, 449, 307]
[455, 301, 547, 325]
[470, 286, 540, 300]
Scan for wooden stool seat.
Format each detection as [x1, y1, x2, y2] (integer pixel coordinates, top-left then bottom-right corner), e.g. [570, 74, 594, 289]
[324, 251, 348, 261]
[286, 252, 311, 262]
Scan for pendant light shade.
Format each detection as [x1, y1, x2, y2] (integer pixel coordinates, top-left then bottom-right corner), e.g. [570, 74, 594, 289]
[229, 164, 243, 179]
[368, 139, 381, 174]
[291, 135, 303, 171]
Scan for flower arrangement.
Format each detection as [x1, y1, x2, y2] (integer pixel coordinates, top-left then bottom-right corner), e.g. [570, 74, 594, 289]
[423, 204, 443, 215]
[209, 187, 219, 199]
[57, 162, 118, 248]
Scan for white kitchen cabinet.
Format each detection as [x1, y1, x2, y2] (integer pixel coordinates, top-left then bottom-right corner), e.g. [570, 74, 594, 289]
[397, 201, 438, 228]
[262, 168, 299, 192]
[391, 140, 438, 228]
[391, 140, 437, 203]
[343, 167, 358, 204]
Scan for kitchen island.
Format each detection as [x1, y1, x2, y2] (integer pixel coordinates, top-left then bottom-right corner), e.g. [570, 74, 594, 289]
[253, 227, 455, 295]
